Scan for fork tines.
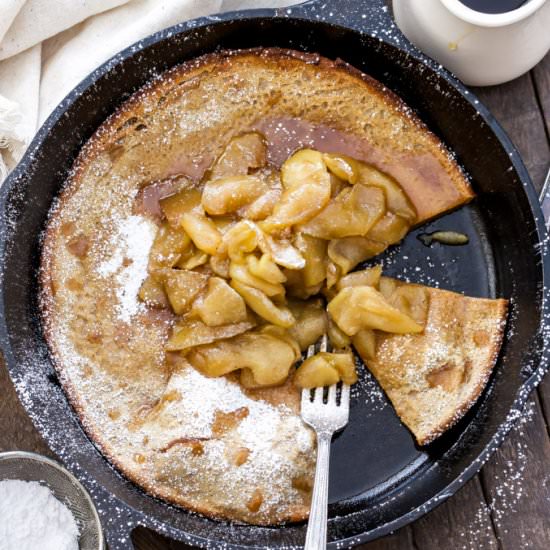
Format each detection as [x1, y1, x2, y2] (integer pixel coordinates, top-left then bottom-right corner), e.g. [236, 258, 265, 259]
[301, 334, 350, 413]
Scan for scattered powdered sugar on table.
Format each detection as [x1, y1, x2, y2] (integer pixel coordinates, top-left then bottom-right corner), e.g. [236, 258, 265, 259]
[456, 502, 499, 550]
[0, 480, 79, 550]
[97, 214, 157, 322]
[456, 400, 538, 549]
[487, 400, 537, 546]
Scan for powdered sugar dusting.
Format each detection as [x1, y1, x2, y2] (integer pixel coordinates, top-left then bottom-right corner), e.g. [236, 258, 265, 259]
[140, 365, 312, 452]
[0, 479, 79, 550]
[139, 364, 314, 510]
[486, 400, 538, 546]
[97, 215, 157, 322]
[455, 400, 538, 549]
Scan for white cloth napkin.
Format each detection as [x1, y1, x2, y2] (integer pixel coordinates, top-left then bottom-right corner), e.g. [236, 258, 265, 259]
[0, 0, 297, 181]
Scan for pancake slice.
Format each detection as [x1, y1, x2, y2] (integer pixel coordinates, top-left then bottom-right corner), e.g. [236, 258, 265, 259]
[356, 282, 508, 445]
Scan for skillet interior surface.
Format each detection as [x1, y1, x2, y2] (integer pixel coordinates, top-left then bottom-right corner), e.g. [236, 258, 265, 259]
[0, 3, 548, 548]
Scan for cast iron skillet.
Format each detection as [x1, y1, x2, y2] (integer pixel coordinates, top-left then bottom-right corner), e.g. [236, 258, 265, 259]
[1, 0, 549, 548]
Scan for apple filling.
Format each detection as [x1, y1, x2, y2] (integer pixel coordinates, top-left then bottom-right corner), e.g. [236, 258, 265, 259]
[139, 133, 428, 389]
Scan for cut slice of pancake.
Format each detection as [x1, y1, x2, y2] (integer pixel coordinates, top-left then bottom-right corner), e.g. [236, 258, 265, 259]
[356, 281, 508, 445]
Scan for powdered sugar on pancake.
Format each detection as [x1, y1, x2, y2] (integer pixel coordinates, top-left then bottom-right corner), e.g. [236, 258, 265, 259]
[138, 365, 314, 510]
[140, 365, 311, 450]
[97, 215, 157, 322]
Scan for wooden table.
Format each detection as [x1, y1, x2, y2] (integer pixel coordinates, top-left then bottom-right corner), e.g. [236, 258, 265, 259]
[1, 53, 549, 550]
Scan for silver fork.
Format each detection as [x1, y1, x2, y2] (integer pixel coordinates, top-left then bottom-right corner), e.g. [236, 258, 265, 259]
[301, 334, 350, 550]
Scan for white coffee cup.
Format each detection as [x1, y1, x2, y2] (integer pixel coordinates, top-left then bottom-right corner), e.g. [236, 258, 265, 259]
[392, 0, 550, 86]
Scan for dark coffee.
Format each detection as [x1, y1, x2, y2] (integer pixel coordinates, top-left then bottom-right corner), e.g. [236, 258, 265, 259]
[459, 0, 528, 13]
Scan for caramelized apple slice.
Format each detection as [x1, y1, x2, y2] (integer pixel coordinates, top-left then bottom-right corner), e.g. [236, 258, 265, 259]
[260, 234, 305, 270]
[294, 351, 357, 388]
[240, 170, 282, 220]
[280, 149, 327, 190]
[229, 261, 284, 297]
[210, 132, 267, 179]
[187, 328, 299, 385]
[239, 368, 263, 389]
[174, 245, 209, 270]
[287, 298, 328, 351]
[211, 216, 235, 234]
[327, 318, 351, 349]
[351, 329, 377, 362]
[331, 351, 358, 384]
[358, 164, 416, 222]
[323, 156, 416, 222]
[218, 219, 301, 269]
[202, 175, 268, 216]
[209, 253, 230, 278]
[295, 355, 339, 388]
[260, 324, 301, 358]
[149, 223, 191, 270]
[326, 261, 341, 290]
[294, 233, 327, 287]
[328, 286, 423, 336]
[323, 153, 361, 184]
[283, 268, 324, 300]
[337, 265, 382, 290]
[367, 212, 410, 245]
[328, 237, 386, 276]
[301, 184, 386, 239]
[195, 277, 247, 326]
[246, 254, 287, 284]
[162, 269, 209, 315]
[230, 280, 294, 327]
[386, 284, 430, 326]
[329, 173, 347, 198]
[159, 187, 203, 226]
[378, 276, 398, 299]
[220, 220, 260, 261]
[138, 275, 169, 308]
[181, 213, 221, 255]
[166, 319, 255, 352]
[261, 149, 331, 231]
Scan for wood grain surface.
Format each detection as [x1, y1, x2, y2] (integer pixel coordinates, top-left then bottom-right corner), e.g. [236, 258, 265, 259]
[0, 51, 548, 550]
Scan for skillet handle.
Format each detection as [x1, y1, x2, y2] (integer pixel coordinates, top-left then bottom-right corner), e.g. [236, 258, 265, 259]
[288, 0, 397, 37]
[538, 167, 550, 228]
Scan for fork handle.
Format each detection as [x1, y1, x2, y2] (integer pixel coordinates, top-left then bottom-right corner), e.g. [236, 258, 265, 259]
[304, 431, 332, 550]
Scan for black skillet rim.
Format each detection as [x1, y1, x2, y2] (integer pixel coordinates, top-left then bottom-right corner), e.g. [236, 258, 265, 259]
[0, 2, 548, 548]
